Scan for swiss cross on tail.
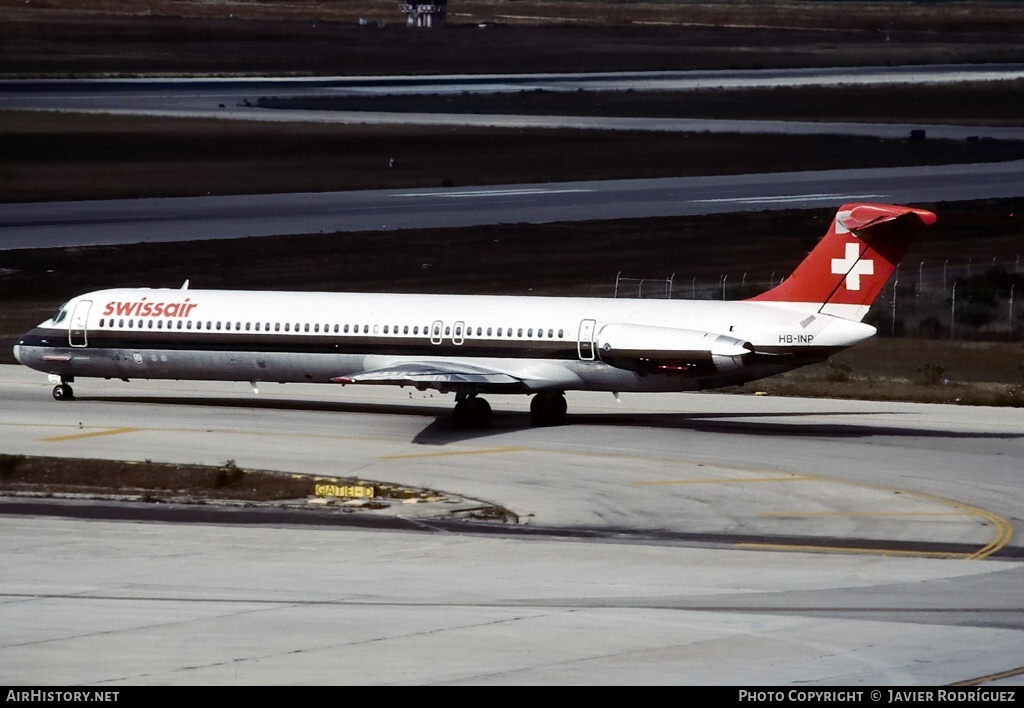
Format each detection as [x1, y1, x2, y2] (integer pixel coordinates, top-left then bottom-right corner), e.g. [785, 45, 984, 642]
[749, 203, 937, 321]
[831, 243, 874, 291]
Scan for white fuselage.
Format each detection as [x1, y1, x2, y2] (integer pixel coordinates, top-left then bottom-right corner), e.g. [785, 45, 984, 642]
[15, 287, 875, 395]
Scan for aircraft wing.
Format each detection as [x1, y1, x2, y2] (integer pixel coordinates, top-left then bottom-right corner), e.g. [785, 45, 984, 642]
[331, 361, 525, 388]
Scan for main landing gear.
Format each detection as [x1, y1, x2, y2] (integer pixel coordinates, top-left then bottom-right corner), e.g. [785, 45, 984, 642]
[530, 391, 567, 427]
[452, 391, 568, 428]
[453, 393, 492, 429]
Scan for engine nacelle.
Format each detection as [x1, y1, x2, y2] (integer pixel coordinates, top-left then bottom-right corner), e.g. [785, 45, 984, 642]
[595, 324, 753, 373]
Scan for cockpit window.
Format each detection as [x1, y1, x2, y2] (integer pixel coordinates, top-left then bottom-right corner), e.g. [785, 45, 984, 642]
[52, 306, 69, 324]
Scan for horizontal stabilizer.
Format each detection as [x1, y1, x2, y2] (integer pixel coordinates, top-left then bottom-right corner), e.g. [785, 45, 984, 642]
[837, 203, 937, 233]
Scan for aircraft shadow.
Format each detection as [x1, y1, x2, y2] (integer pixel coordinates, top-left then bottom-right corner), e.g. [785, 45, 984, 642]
[411, 409, 1024, 446]
[79, 394, 1023, 447]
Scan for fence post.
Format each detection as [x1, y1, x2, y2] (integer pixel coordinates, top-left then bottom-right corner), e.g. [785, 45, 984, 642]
[1011, 284, 1016, 337]
[950, 281, 957, 340]
[891, 267, 899, 337]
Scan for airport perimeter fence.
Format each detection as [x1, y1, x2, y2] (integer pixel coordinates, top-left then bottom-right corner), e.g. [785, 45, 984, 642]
[614, 255, 1024, 341]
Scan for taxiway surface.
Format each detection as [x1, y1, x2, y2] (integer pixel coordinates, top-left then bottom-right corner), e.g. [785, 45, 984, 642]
[2, 366, 1022, 684]
[4, 161, 1024, 250]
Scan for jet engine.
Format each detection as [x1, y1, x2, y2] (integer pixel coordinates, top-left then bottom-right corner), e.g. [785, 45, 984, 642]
[595, 324, 753, 374]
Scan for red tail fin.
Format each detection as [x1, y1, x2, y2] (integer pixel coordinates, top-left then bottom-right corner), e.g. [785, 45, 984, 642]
[749, 203, 936, 321]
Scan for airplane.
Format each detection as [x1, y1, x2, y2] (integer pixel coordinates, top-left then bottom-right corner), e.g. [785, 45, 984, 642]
[14, 202, 936, 427]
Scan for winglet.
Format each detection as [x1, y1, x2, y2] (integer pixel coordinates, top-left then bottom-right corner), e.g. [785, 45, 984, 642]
[748, 203, 936, 321]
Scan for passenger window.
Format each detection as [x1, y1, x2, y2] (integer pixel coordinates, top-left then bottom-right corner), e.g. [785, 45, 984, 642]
[255, 322, 260, 331]
[383, 325, 389, 334]
[548, 329, 554, 338]
[487, 327, 492, 336]
[363, 325, 369, 334]
[558, 329, 564, 338]
[127, 319, 134, 329]
[373, 324, 379, 334]
[275, 323, 281, 332]
[304, 323, 310, 332]
[185, 321, 191, 330]
[518, 328, 523, 337]
[445, 326, 451, 336]
[148, 320, 154, 329]
[404, 325, 409, 334]
[413, 326, 419, 335]
[344, 324, 350, 333]
[119, 319, 124, 328]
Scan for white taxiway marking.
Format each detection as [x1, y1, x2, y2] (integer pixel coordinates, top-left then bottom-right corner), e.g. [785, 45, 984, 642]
[694, 193, 885, 204]
[398, 188, 593, 198]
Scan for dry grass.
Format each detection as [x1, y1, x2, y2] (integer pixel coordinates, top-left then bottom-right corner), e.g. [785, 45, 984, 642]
[0, 455, 309, 501]
[734, 337, 1024, 406]
[3, 109, 1022, 203]
[0, 453, 473, 509]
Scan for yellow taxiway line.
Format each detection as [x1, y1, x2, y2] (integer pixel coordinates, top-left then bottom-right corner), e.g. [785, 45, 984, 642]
[40, 427, 142, 443]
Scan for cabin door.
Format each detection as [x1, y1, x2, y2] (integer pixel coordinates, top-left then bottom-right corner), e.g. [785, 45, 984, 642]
[69, 300, 92, 347]
[577, 319, 596, 361]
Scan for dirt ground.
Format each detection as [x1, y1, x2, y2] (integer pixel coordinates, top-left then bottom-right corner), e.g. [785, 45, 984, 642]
[3, 1, 1024, 76]
[4, 109, 1023, 203]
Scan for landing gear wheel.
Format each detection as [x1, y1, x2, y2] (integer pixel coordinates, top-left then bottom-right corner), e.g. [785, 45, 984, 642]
[453, 396, 492, 429]
[530, 391, 566, 427]
[52, 384, 74, 401]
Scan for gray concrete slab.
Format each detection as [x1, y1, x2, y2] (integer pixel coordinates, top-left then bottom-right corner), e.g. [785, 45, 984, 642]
[3, 365, 1024, 684]
[2, 516, 1022, 685]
